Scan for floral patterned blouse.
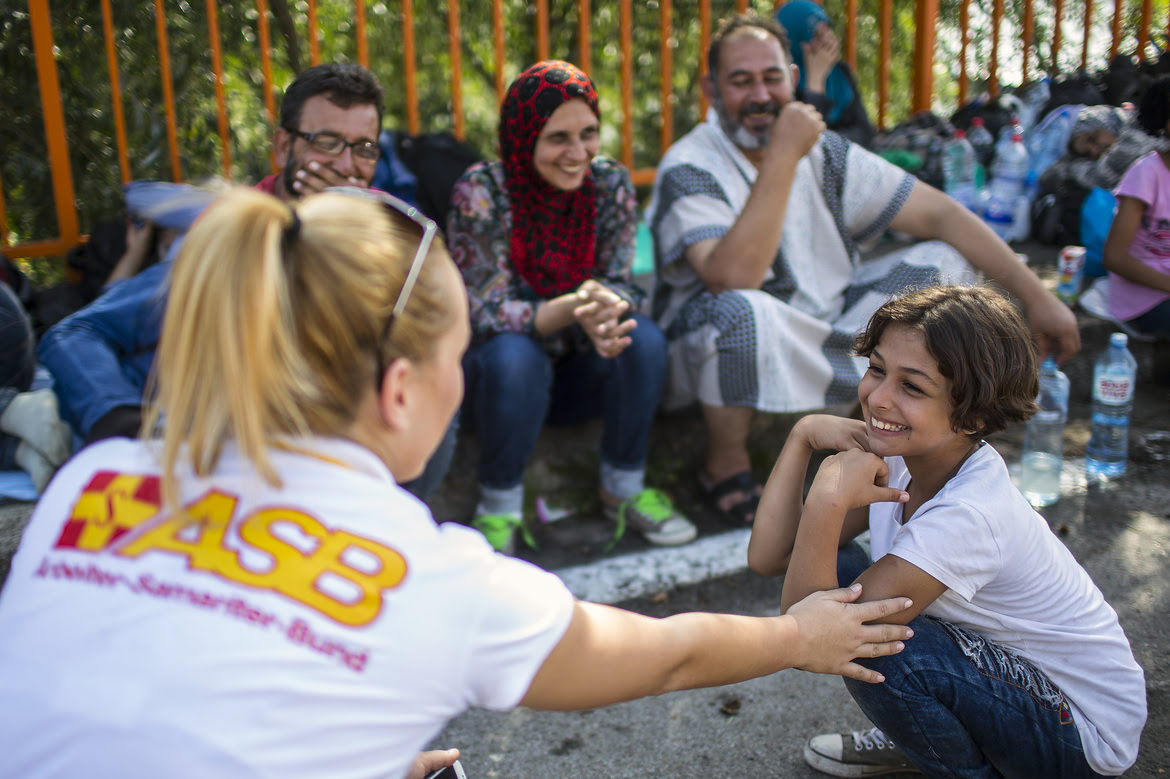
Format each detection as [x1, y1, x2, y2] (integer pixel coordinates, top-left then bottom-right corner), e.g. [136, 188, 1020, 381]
[446, 156, 646, 356]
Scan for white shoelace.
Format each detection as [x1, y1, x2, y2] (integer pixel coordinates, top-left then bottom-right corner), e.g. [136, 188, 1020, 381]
[852, 727, 897, 751]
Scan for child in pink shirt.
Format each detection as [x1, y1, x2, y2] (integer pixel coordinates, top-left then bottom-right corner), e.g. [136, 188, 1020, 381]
[1104, 75, 1170, 337]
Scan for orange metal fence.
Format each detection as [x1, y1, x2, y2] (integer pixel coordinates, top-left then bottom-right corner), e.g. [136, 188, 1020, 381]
[4, 0, 1168, 262]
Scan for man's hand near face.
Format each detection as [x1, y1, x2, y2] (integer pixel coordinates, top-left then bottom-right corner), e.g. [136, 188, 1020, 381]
[289, 160, 368, 197]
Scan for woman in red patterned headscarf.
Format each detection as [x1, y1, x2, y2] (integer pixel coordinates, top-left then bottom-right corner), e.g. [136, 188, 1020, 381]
[447, 60, 695, 555]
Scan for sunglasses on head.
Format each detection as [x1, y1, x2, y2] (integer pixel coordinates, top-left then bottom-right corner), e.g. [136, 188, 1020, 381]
[319, 187, 438, 392]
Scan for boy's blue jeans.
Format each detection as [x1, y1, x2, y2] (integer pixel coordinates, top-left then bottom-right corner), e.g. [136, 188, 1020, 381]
[835, 542, 1103, 778]
[461, 313, 666, 489]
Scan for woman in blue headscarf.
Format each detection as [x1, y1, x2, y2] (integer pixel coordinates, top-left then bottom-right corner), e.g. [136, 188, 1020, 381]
[776, 1, 875, 148]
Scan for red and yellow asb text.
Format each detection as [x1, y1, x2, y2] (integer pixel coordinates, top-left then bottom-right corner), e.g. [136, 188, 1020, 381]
[54, 471, 407, 627]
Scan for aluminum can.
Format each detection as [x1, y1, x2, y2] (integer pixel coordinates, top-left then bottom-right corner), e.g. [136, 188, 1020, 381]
[1056, 245, 1086, 303]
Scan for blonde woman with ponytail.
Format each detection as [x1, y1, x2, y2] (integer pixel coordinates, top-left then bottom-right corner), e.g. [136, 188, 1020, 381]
[0, 187, 914, 779]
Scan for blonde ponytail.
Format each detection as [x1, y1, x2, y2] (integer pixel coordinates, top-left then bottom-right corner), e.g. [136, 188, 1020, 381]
[147, 187, 456, 499]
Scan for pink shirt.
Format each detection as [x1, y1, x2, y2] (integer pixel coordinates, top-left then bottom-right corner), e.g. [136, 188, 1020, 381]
[1111, 151, 1170, 320]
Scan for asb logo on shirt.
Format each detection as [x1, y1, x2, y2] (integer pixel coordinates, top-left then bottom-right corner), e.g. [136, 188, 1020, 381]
[53, 470, 407, 627]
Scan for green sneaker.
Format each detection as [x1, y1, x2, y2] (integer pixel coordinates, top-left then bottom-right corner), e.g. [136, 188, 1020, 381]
[471, 513, 536, 554]
[605, 488, 697, 547]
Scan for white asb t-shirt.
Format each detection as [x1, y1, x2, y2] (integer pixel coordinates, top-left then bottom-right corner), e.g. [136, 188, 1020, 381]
[0, 438, 574, 779]
[868, 444, 1146, 776]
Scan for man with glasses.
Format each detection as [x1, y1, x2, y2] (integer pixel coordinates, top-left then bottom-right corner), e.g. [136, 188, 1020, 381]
[257, 63, 384, 200]
[39, 64, 457, 501]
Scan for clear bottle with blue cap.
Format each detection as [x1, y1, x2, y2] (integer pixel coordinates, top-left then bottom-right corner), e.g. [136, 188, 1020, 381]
[1019, 356, 1069, 507]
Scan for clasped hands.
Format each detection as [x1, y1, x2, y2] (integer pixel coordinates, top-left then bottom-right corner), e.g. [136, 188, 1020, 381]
[573, 279, 636, 358]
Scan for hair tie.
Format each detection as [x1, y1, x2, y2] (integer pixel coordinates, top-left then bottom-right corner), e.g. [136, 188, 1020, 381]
[282, 209, 302, 249]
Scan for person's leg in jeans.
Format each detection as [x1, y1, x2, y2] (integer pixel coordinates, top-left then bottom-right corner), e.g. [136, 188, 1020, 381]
[843, 616, 1100, 778]
[460, 333, 552, 549]
[823, 541, 1100, 778]
[548, 314, 695, 545]
[1129, 299, 1170, 338]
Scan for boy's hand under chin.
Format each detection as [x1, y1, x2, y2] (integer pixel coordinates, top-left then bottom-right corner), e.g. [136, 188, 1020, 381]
[808, 449, 909, 513]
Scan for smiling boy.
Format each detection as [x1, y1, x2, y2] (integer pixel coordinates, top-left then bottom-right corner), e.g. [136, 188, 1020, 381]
[747, 285, 1146, 777]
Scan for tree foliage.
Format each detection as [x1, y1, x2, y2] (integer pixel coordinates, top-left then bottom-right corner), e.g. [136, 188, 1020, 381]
[2, 0, 1166, 256]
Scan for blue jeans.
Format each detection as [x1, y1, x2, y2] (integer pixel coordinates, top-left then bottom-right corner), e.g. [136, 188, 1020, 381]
[1128, 298, 1170, 338]
[834, 542, 1102, 778]
[461, 313, 666, 489]
[0, 282, 36, 469]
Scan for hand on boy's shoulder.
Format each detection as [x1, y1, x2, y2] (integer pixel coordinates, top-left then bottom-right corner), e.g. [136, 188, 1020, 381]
[809, 449, 909, 512]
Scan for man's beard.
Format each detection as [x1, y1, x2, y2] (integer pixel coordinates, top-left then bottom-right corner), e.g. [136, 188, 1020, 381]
[710, 88, 780, 151]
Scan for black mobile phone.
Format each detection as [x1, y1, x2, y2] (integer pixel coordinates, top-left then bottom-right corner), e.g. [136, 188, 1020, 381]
[424, 760, 467, 779]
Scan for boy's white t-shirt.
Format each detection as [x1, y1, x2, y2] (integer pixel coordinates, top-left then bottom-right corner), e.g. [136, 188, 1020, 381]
[0, 438, 575, 779]
[868, 443, 1146, 776]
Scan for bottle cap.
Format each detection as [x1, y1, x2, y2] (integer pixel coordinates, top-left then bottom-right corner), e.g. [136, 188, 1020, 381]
[954, 129, 966, 139]
[972, 117, 984, 126]
[1111, 332, 1128, 348]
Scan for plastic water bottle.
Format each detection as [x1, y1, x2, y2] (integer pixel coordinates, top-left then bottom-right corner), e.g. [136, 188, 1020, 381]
[983, 133, 1030, 241]
[995, 115, 1026, 160]
[1086, 333, 1138, 480]
[1019, 357, 1069, 507]
[1018, 78, 1051, 131]
[943, 130, 980, 213]
[968, 117, 995, 170]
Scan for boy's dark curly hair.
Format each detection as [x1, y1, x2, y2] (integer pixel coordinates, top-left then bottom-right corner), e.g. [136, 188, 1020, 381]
[853, 285, 1040, 439]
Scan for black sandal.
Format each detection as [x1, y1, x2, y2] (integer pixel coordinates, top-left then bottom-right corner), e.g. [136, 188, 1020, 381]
[699, 470, 761, 525]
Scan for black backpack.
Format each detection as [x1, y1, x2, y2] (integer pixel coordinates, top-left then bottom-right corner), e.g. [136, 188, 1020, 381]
[395, 132, 483, 225]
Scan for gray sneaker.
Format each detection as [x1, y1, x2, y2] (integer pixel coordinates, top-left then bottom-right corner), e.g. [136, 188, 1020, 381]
[804, 727, 921, 777]
[603, 488, 697, 547]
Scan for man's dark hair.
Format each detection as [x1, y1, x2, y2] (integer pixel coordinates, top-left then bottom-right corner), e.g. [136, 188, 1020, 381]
[707, 13, 791, 79]
[1137, 75, 1170, 137]
[280, 63, 385, 133]
[853, 285, 1040, 439]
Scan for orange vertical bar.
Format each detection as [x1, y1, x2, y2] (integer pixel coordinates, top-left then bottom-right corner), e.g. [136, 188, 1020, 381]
[493, 0, 506, 105]
[1111, 0, 1124, 61]
[256, 0, 278, 172]
[1082, 0, 1094, 69]
[959, 0, 969, 106]
[449, 0, 464, 139]
[206, 0, 232, 177]
[736, 0, 747, 12]
[699, 0, 710, 116]
[578, 0, 592, 75]
[845, 0, 857, 69]
[537, 0, 549, 62]
[1053, 0, 1064, 73]
[101, 0, 131, 184]
[1022, 0, 1034, 83]
[1138, 0, 1152, 60]
[990, 0, 1002, 97]
[308, 0, 320, 66]
[403, 0, 420, 134]
[659, 0, 673, 156]
[355, 0, 368, 68]
[154, 0, 182, 181]
[29, 0, 80, 249]
[620, 0, 633, 170]
[879, 0, 891, 127]
[913, 0, 937, 113]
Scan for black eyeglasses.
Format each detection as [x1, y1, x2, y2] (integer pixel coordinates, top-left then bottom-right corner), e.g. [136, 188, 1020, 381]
[288, 129, 381, 161]
[327, 187, 438, 392]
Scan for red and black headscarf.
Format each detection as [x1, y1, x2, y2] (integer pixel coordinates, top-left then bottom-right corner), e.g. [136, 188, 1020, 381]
[500, 60, 600, 298]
